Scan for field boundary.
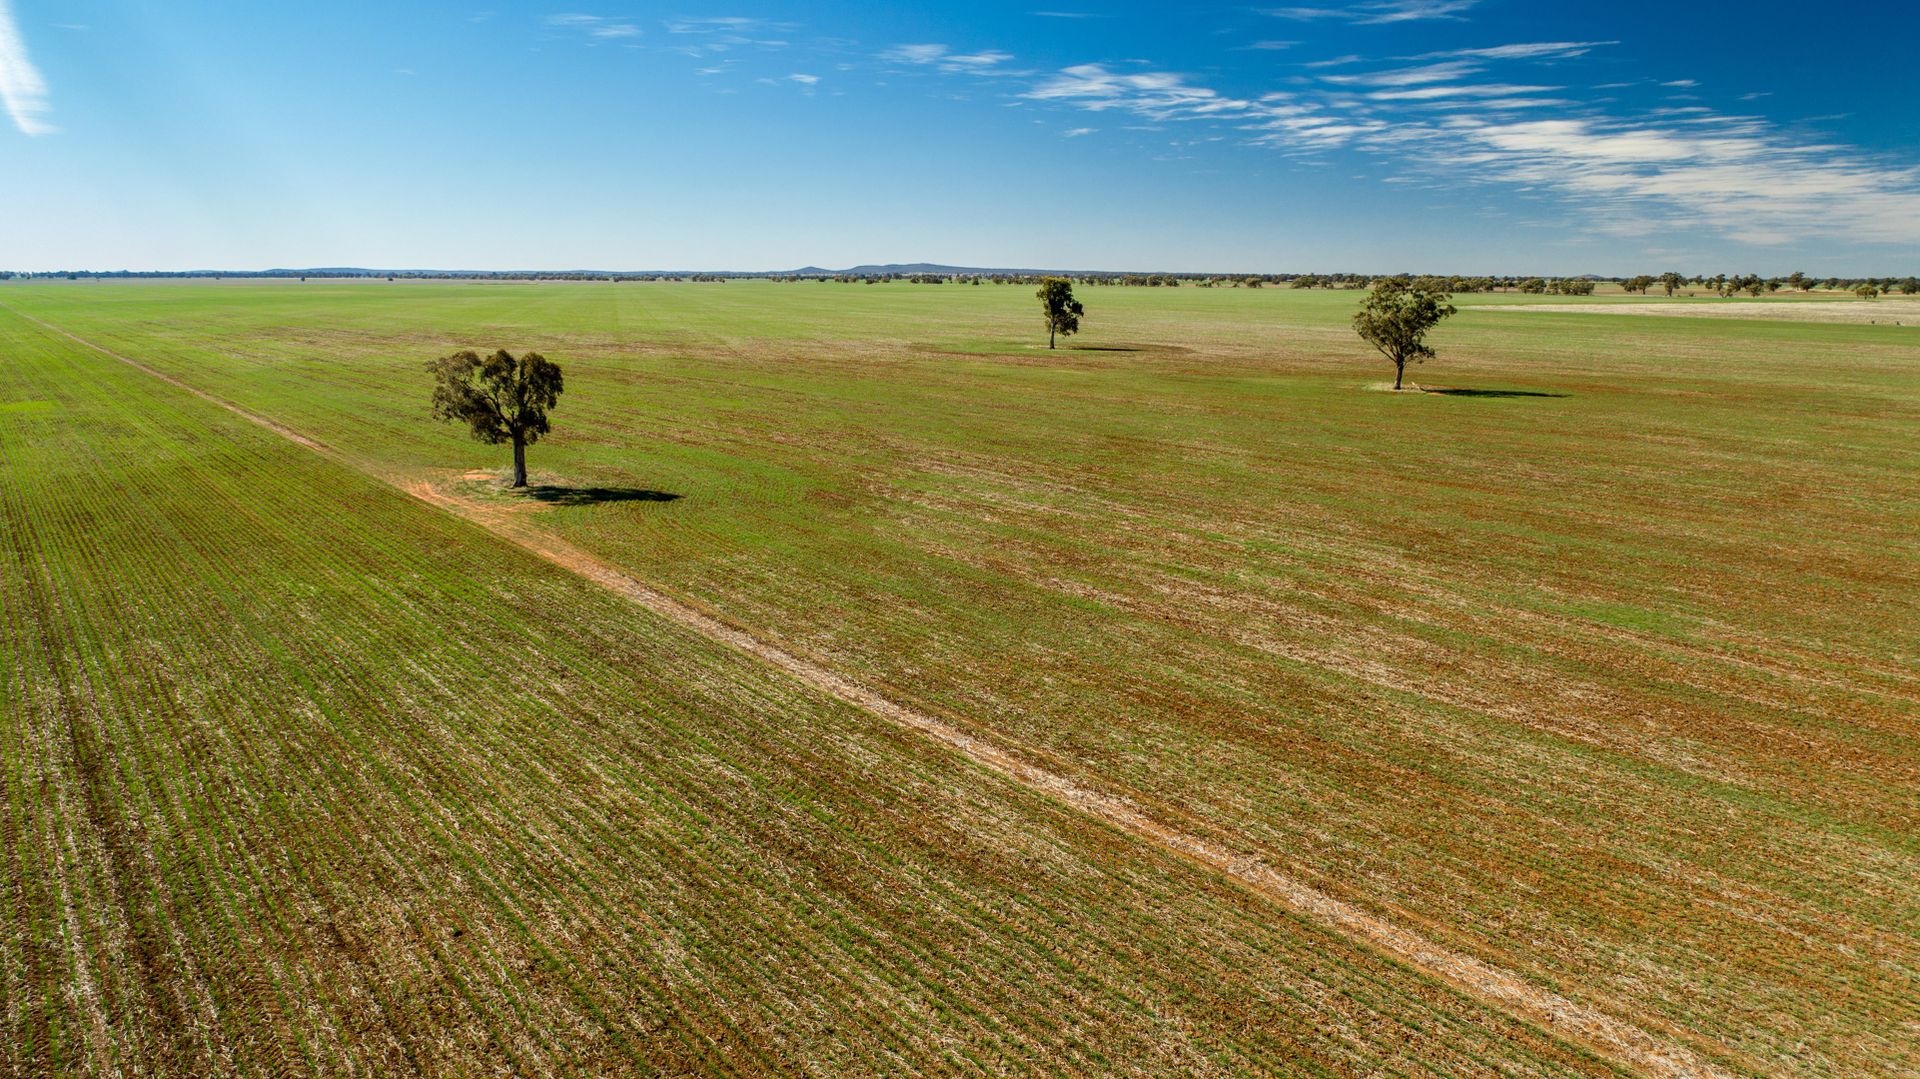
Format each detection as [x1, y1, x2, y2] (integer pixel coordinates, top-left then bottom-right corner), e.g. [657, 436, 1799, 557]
[3, 301, 1743, 1079]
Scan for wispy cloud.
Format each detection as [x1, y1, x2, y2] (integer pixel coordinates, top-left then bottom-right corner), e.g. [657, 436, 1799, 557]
[1415, 41, 1613, 61]
[664, 15, 794, 35]
[1322, 60, 1483, 87]
[1026, 65, 1259, 121]
[659, 15, 792, 56]
[0, 0, 53, 136]
[1002, 37, 1920, 247]
[1366, 82, 1560, 101]
[881, 43, 1017, 75]
[1263, 0, 1480, 24]
[1062, 126, 1096, 137]
[547, 13, 640, 39]
[1432, 114, 1920, 244]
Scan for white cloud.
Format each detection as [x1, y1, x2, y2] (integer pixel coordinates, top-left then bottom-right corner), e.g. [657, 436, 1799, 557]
[1322, 60, 1483, 87]
[1367, 82, 1560, 101]
[884, 43, 946, 64]
[1011, 41, 1920, 247]
[665, 16, 793, 35]
[881, 43, 1016, 75]
[547, 14, 640, 39]
[1264, 0, 1479, 24]
[863, 10, 1916, 250]
[788, 73, 819, 85]
[1427, 114, 1920, 244]
[1416, 41, 1613, 62]
[659, 15, 792, 54]
[0, 0, 53, 135]
[1025, 64, 1259, 121]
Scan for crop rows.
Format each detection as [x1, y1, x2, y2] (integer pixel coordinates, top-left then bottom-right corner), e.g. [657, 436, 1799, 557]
[0, 308, 1640, 1074]
[8, 280, 1913, 1073]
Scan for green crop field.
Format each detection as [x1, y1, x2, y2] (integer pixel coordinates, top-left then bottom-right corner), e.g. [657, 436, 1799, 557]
[3, 279, 1917, 1076]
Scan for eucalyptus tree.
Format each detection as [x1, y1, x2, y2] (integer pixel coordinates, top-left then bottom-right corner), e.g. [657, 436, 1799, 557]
[428, 349, 565, 487]
[1036, 277, 1086, 349]
[1352, 278, 1457, 391]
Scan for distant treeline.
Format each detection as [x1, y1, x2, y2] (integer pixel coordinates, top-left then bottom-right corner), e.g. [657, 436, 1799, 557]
[4, 269, 1915, 295]
[790, 271, 1919, 295]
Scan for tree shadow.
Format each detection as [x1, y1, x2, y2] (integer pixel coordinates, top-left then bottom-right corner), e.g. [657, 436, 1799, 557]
[1424, 388, 1569, 399]
[519, 485, 683, 506]
[1068, 345, 1146, 352]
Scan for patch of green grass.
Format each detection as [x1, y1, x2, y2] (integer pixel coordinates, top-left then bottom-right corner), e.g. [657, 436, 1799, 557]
[0, 304, 1620, 1076]
[5, 279, 1917, 1073]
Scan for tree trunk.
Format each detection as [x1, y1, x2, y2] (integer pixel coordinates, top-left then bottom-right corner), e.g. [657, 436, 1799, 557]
[1049, 325, 1056, 349]
[512, 435, 527, 488]
[1393, 360, 1404, 391]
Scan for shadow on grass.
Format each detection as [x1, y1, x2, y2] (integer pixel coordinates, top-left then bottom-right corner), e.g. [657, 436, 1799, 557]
[1068, 345, 1146, 352]
[1425, 388, 1569, 399]
[519, 485, 683, 506]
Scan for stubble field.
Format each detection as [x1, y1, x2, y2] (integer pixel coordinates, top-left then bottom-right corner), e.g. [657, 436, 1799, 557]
[2, 279, 1915, 1076]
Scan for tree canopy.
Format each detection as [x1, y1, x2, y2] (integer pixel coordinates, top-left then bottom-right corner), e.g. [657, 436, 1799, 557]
[428, 349, 565, 487]
[1036, 277, 1085, 349]
[1352, 279, 1457, 391]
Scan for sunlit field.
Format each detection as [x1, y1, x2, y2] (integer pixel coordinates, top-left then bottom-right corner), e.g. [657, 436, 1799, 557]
[3, 279, 1916, 1076]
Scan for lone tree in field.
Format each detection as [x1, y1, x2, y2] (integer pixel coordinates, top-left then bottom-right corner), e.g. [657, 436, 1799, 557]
[1352, 278, 1457, 391]
[1036, 277, 1085, 349]
[428, 349, 565, 488]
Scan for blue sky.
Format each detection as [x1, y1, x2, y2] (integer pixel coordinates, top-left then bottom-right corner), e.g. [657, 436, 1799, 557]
[1, 0, 1914, 273]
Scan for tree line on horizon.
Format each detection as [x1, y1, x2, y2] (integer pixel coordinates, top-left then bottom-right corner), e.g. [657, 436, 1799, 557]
[8, 269, 1916, 294]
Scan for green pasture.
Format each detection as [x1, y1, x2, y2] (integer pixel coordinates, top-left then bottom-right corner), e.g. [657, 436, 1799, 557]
[3, 278, 1917, 1074]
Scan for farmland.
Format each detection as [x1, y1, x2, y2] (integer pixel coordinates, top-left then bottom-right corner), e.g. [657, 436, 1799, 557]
[3, 279, 1918, 1076]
